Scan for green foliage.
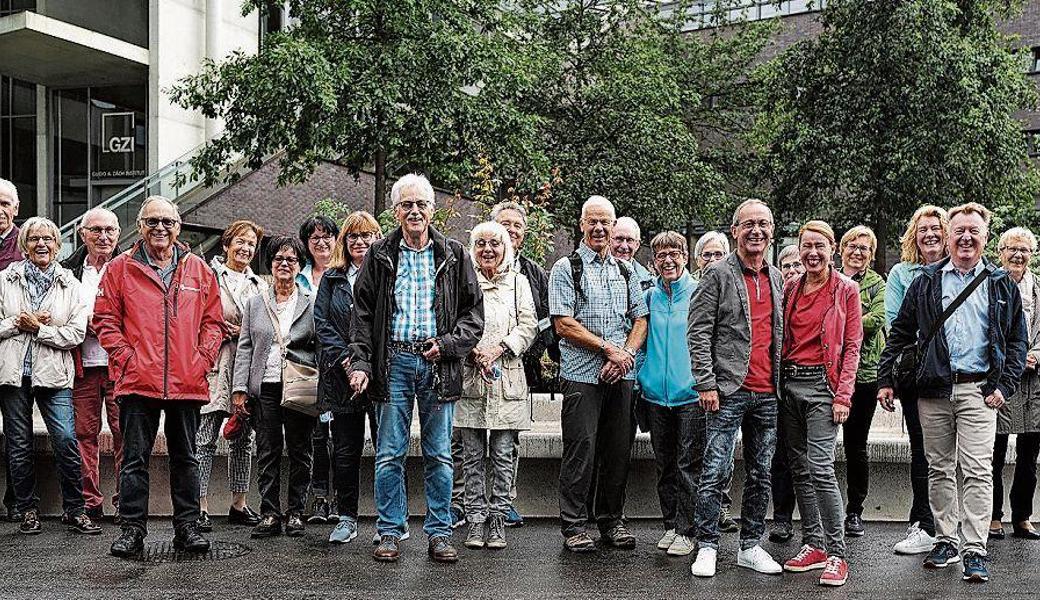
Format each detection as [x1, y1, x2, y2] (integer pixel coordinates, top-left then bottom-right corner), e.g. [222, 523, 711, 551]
[376, 201, 460, 237]
[753, 0, 1040, 268]
[311, 198, 350, 222]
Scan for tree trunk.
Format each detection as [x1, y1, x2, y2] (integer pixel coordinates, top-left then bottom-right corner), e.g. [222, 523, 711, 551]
[374, 149, 387, 215]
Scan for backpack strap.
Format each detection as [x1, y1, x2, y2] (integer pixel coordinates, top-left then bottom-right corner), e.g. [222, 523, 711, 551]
[569, 252, 586, 313]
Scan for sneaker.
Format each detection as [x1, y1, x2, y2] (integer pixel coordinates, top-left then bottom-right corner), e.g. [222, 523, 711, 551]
[308, 497, 331, 524]
[737, 545, 783, 574]
[504, 505, 524, 528]
[451, 505, 467, 529]
[690, 547, 718, 577]
[285, 513, 305, 537]
[486, 515, 506, 549]
[844, 513, 865, 537]
[564, 531, 596, 553]
[63, 512, 102, 535]
[819, 556, 849, 586]
[657, 528, 678, 550]
[923, 541, 961, 569]
[464, 521, 486, 549]
[962, 551, 989, 582]
[894, 522, 938, 555]
[196, 510, 213, 533]
[784, 544, 828, 572]
[769, 520, 794, 543]
[328, 517, 358, 544]
[668, 534, 695, 556]
[85, 506, 105, 522]
[718, 506, 738, 533]
[19, 510, 41, 535]
[602, 523, 636, 549]
[373, 529, 411, 544]
[110, 526, 146, 558]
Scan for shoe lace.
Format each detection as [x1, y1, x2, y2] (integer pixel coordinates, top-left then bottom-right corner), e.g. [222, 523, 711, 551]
[823, 557, 843, 574]
[793, 545, 815, 561]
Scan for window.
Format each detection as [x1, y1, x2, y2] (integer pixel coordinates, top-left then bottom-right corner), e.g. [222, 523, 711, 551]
[1027, 129, 1040, 160]
[0, 75, 38, 221]
[259, 1, 285, 46]
[0, 0, 33, 17]
[675, 0, 825, 31]
[1030, 47, 1040, 75]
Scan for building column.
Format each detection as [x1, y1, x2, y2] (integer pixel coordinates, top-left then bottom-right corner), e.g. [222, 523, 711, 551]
[205, 0, 222, 140]
[34, 84, 49, 219]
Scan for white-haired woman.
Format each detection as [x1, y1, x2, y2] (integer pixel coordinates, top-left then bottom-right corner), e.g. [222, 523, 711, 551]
[693, 231, 731, 279]
[0, 217, 100, 535]
[457, 221, 537, 551]
[991, 226, 1040, 540]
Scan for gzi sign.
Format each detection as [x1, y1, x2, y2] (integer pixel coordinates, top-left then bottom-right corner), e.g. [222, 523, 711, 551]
[101, 112, 136, 154]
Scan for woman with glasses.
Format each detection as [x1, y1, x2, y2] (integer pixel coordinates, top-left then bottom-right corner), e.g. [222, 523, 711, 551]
[297, 214, 340, 523]
[779, 244, 804, 283]
[836, 226, 886, 538]
[195, 220, 267, 532]
[0, 217, 100, 535]
[233, 236, 317, 539]
[314, 211, 382, 544]
[991, 227, 1040, 540]
[693, 231, 730, 279]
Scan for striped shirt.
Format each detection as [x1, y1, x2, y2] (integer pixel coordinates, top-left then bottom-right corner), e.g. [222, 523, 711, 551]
[391, 238, 437, 342]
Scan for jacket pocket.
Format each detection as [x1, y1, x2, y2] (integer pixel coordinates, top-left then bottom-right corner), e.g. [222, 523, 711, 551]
[502, 360, 527, 400]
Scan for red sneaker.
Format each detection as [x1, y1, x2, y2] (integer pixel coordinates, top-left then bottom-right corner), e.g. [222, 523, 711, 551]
[784, 544, 828, 572]
[819, 556, 849, 586]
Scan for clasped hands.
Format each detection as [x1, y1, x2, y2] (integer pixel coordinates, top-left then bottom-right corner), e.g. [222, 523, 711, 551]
[599, 343, 634, 384]
[15, 310, 50, 333]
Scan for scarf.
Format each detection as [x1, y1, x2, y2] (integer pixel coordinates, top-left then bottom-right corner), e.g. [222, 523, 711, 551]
[24, 260, 56, 311]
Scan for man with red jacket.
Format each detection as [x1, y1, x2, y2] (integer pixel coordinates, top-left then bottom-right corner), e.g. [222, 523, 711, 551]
[93, 196, 224, 557]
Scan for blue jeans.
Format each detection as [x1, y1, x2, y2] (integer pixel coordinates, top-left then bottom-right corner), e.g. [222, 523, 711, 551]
[0, 379, 84, 515]
[694, 389, 777, 550]
[375, 351, 454, 539]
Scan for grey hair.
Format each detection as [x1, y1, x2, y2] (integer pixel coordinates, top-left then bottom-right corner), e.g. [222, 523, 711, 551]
[731, 198, 772, 226]
[581, 195, 615, 220]
[469, 221, 514, 275]
[490, 201, 527, 224]
[0, 177, 19, 205]
[80, 207, 119, 229]
[694, 231, 730, 257]
[778, 244, 800, 264]
[615, 216, 641, 240]
[137, 195, 180, 221]
[999, 226, 1038, 251]
[390, 173, 436, 209]
[18, 216, 61, 254]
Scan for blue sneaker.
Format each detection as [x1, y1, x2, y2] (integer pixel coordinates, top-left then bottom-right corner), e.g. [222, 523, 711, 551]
[328, 517, 358, 544]
[962, 552, 989, 582]
[505, 505, 524, 528]
[451, 506, 467, 529]
[923, 541, 961, 569]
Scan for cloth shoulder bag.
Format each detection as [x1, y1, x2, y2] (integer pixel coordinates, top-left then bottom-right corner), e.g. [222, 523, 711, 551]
[262, 293, 320, 416]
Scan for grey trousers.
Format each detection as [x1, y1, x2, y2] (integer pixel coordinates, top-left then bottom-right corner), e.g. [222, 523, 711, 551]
[781, 370, 846, 558]
[458, 427, 516, 523]
[452, 429, 522, 510]
[196, 411, 253, 498]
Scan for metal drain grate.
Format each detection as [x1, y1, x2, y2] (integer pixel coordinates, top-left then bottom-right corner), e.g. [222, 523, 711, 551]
[134, 540, 252, 563]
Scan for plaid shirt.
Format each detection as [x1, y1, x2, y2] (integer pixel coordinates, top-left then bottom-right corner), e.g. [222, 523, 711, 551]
[391, 238, 437, 342]
[548, 242, 649, 384]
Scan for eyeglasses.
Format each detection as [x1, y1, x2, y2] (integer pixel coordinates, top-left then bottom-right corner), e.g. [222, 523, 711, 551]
[655, 250, 684, 261]
[346, 232, 376, 243]
[27, 236, 54, 244]
[83, 226, 119, 236]
[272, 255, 299, 265]
[737, 219, 773, 231]
[846, 243, 872, 254]
[396, 200, 430, 212]
[613, 236, 638, 245]
[700, 251, 725, 261]
[1002, 246, 1034, 255]
[309, 234, 334, 244]
[583, 218, 614, 227]
[141, 217, 180, 230]
[474, 239, 503, 249]
[781, 261, 803, 270]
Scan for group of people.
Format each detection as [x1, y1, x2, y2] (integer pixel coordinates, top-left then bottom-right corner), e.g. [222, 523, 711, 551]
[0, 173, 1034, 588]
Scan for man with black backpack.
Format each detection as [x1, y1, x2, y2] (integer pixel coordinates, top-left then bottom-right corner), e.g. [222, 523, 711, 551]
[878, 202, 1028, 583]
[549, 195, 648, 553]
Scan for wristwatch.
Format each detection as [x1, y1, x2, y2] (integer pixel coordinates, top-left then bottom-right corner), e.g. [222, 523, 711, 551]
[623, 346, 636, 357]
[599, 340, 608, 355]
[499, 341, 514, 358]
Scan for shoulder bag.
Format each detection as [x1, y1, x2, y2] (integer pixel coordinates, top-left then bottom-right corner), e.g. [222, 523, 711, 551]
[263, 293, 320, 416]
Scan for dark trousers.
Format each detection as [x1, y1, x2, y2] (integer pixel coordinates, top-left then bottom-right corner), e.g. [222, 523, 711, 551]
[311, 420, 332, 498]
[255, 383, 316, 517]
[771, 416, 796, 523]
[331, 407, 378, 519]
[992, 432, 1040, 523]
[119, 396, 200, 533]
[843, 380, 879, 516]
[898, 381, 936, 535]
[646, 401, 704, 536]
[558, 379, 634, 538]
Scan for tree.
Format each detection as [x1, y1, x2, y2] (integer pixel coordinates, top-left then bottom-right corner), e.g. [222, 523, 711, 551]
[169, 0, 551, 214]
[753, 0, 1040, 270]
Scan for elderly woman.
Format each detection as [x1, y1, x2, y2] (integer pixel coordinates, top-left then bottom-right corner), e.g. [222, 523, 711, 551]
[458, 221, 537, 550]
[837, 226, 886, 538]
[779, 244, 804, 283]
[693, 231, 730, 279]
[195, 220, 267, 532]
[314, 211, 382, 544]
[990, 227, 1040, 540]
[233, 235, 317, 539]
[882, 205, 949, 555]
[780, 220, 862, 587]
[298, 214, 341, 523]
[0, 217, 99, 535]
[636, 231, 701, 557]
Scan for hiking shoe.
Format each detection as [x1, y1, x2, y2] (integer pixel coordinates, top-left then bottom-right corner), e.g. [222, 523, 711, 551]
[602, 523, 636, 549]
[308, 497, 331, 524]
[923, 541, 961, 569]
[564, 531, 596, 553]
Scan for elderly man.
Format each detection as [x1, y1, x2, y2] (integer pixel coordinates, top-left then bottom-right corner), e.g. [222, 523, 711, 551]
[349, 174, 483, 564]
[611, 216, 654, 290]
[0, 178, 21, 521]
[94, 196, 224, 557]
[879, 202, 1027, 583]
[549, 196, 648, 553]
[689, 199, 784, 578]
[60, 208, 122, 522]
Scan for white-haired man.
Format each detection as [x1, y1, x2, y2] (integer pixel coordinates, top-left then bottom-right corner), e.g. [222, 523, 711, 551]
[549, 195, 648, 552]
[611, 216, 654, 290]
[0, 178, 20, 521]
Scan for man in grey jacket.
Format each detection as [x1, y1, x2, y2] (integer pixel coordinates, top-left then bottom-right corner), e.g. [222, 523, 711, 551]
[688, 199, 784, 578]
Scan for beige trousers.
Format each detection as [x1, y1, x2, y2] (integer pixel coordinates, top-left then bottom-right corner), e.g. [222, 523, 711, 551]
[919, 382, 997, 555]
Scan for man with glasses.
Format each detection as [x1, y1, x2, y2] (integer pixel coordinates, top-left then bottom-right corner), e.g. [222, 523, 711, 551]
[0, 178, 21, 522]
[689, 199, 785, 577]
[94, 196, 224, 558]
[61, 208, 123, 523]
[611, 217, 654, 290]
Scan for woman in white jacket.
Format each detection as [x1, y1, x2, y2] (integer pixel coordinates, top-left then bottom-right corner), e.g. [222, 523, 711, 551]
[0, 217, 97, 535]
[457, 221, 537, 551]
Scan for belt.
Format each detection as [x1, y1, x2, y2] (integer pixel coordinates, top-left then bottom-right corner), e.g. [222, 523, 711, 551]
[389, 340, 431, 354]
[951, 372, 987, 384]
[781, 363, 826, 378]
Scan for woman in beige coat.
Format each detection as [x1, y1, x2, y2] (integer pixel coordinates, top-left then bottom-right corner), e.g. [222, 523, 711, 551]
[457, 221, 537, 551]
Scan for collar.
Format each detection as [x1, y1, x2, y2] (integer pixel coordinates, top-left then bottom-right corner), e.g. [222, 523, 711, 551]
[143, 244, 180, 268]
[736, 253, 769, 275]
[0, 224, 16, 242]
[577, 241, 613, 265]
[941, 259, 985, 277]
[399, 236, 433, 253]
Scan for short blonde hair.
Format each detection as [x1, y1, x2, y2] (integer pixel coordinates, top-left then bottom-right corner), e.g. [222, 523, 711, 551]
[948, 202, 992, 227]
[329, 211, 382, 270]
[18, 217, 61, 254]
[840, 225, 877, 258]
[221, 220, 264, 249]
[469, 221, 514, 275]
[650, 231, 688, 256]
[900, 205, 949, 264]
[799, 220, 836, 247]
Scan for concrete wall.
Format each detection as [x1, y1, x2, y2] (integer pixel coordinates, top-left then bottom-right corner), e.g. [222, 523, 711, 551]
[39, 0, 148, 47]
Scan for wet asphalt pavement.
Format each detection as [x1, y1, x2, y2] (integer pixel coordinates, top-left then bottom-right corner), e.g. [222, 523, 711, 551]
[3, 519, 1040, 599]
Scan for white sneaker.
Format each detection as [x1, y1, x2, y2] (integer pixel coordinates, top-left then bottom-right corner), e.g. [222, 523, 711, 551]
[667, 534, 695, 556]
[657, 528, 677, 550]
[737, 544, 783, 574]
[893, 522, 937, 555]
[691, 547, 718, 577]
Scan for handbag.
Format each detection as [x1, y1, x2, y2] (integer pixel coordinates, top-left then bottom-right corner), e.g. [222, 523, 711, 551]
[263, 293, 320, 417]
[893, 266, 989, 388]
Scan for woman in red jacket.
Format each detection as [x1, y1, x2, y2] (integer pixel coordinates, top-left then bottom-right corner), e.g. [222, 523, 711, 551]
[778, 220, 863, 587]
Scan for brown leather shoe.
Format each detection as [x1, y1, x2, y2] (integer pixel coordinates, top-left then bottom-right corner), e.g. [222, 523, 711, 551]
[428, 535, 459, 563]
[373, 535, 401, 562]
